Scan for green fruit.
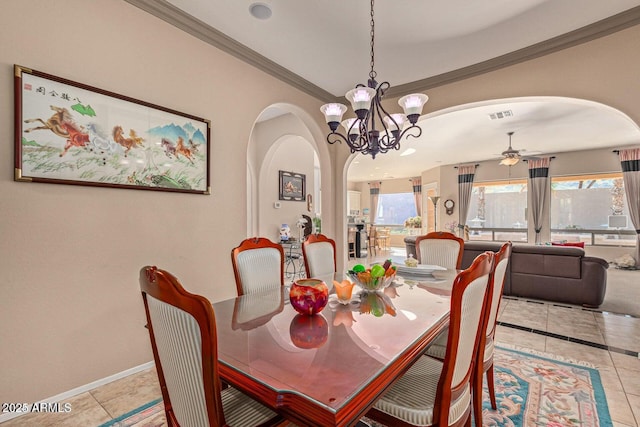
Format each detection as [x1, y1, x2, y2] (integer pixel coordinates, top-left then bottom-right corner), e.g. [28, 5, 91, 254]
[370, 264, 385, 278]
[372, 306, 384, 317]
[352, 264, 366, 273]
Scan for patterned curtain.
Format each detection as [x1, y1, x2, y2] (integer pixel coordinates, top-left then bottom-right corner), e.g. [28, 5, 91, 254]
[411, 177, 422, 217]
[528, 157, 551, 244]
[458, 165, 477, 235]
[369, 182, 381, 225]
[619, 148, 640, 267]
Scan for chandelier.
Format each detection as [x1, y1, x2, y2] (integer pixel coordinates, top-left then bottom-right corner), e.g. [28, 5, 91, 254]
[320, 0, 429, 159]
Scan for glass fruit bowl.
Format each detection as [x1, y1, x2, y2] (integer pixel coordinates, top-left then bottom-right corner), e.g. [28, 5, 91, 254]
[346, 261, 396, 292]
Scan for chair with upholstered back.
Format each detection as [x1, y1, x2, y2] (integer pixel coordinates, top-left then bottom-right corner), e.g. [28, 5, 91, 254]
[231, 237, 285, 296]
[472, 241, 512, 426]
[302, 233, 337, 278]
[139, 266, 284, 427]
[367, 252, 494, 426]
[415, 231, 465, 270]
[366, 252, 494, 427]
[423, 242, 512, 426]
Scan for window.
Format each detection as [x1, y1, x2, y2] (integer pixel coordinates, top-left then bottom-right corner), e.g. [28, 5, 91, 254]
[376, 192, 417, 225]
[551, 173, 634, 246]
[466, 180, 528, 242]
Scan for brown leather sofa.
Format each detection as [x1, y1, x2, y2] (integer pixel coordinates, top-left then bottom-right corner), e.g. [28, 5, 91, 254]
[404, 237, 609, 307]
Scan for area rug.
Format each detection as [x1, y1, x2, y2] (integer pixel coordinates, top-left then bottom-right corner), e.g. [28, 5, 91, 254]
[100, 346, 612, 427]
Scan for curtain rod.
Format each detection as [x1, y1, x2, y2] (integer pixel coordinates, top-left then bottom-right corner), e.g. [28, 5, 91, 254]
[453, 164, 479, 169]
[523, 156, 556, 162]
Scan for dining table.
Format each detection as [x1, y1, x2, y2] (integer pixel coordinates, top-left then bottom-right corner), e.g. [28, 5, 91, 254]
[213, 267, 458, 427]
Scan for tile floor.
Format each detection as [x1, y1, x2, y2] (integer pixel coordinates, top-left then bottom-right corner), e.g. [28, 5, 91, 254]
[2, 249, 639, 427]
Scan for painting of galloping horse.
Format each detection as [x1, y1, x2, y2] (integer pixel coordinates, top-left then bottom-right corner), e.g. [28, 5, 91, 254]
[14, 65, 210, 194]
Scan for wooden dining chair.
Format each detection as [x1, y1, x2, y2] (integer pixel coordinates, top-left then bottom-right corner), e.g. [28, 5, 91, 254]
[415, 231, 465, 269]
[366, 251, 494, 427]
[377, 227, 391, 251]
[347, 228, 357, 259]
[139, 266, 285, 427]
[423, 242, 511, 426]
[302, 233, 337, 278]
[231, 237, 285, 296]
[472, 241, 512, 426]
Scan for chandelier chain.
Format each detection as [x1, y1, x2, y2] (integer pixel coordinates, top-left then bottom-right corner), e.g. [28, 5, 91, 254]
[320, 0, 427, 159]
[369, 0, 376, 80]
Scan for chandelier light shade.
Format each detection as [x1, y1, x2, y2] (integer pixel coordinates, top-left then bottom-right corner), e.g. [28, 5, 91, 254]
[320, 0, 428, 159]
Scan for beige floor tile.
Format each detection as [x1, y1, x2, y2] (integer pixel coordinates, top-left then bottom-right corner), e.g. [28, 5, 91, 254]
[627, 393, 640, 427]
[619, 367, 640, 396]
[546, 305, 606, 343]
[494, 324, 547, 352]
[599, 365, 626, 394]
[544, 337, 615, 368]
[130, 411, 167, 427]
[90, 368, 162, 418]
[597, 316, 640, 353]
[612, 352, 640, 372]
[607, 389, 639, 427]
[498, 299, 548, 330]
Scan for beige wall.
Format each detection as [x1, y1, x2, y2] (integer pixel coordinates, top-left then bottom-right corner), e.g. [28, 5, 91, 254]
[259, 136, 316, 241]
[0, 0, 328, 404]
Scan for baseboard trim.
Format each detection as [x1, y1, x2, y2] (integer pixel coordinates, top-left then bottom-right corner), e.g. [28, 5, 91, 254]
[0, 361, 155, 423]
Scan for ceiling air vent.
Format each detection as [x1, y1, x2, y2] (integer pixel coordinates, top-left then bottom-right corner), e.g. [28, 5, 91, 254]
[488, 110, 513, 120]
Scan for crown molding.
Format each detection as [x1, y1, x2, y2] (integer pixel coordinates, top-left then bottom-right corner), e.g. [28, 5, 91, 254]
[124, 0, 337, 103]
[126, 0, 640, 102]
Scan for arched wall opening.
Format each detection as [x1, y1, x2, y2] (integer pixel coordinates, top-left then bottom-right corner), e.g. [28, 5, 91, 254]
[247, 103, 333, 243]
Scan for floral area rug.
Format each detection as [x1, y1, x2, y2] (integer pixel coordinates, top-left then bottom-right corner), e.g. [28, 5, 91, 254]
[366, 345, 612, 427]
[100, 346, 612, 427]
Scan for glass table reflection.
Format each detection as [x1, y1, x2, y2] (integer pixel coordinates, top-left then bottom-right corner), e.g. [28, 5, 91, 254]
[213, 270, 455, 426]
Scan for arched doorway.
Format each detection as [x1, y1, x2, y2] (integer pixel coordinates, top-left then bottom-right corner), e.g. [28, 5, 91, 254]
[247, 104, 332, 242]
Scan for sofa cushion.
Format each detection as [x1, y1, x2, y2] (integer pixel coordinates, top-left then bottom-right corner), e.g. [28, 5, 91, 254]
[510, 252, 581, 279]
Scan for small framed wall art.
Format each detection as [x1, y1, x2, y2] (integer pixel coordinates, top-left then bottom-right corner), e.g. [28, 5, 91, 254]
[279, 170, 305, 201]
[14, 65, 211, 194]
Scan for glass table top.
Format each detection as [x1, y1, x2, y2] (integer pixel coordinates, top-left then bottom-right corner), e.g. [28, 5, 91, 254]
[213, 270, 456, 415]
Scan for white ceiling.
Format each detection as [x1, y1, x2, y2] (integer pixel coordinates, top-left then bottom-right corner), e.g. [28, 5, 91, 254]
[131, 0, 640, 180]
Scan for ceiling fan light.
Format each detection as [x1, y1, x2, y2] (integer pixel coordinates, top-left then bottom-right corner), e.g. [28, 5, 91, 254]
[500, 157, 520, 166]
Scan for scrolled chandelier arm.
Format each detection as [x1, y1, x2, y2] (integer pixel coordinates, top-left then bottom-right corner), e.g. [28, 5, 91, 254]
[320, 0, 428, 159]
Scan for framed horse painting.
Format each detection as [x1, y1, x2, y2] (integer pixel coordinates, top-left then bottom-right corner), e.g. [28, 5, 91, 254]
[14, 65, 211, 194]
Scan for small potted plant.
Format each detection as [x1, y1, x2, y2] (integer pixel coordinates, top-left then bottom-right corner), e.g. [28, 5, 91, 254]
[404, 216, 422, 228]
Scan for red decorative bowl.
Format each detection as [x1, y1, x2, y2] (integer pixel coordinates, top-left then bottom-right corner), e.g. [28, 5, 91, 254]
[289, 278, 329, 315]
[289, 314, 328, 349]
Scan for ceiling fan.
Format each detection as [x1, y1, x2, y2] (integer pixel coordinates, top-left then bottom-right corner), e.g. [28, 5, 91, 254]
[499, 131, 521, 166]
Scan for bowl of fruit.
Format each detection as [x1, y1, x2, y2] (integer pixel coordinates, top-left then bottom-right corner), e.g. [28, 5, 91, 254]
[347, 259, 397, 292]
